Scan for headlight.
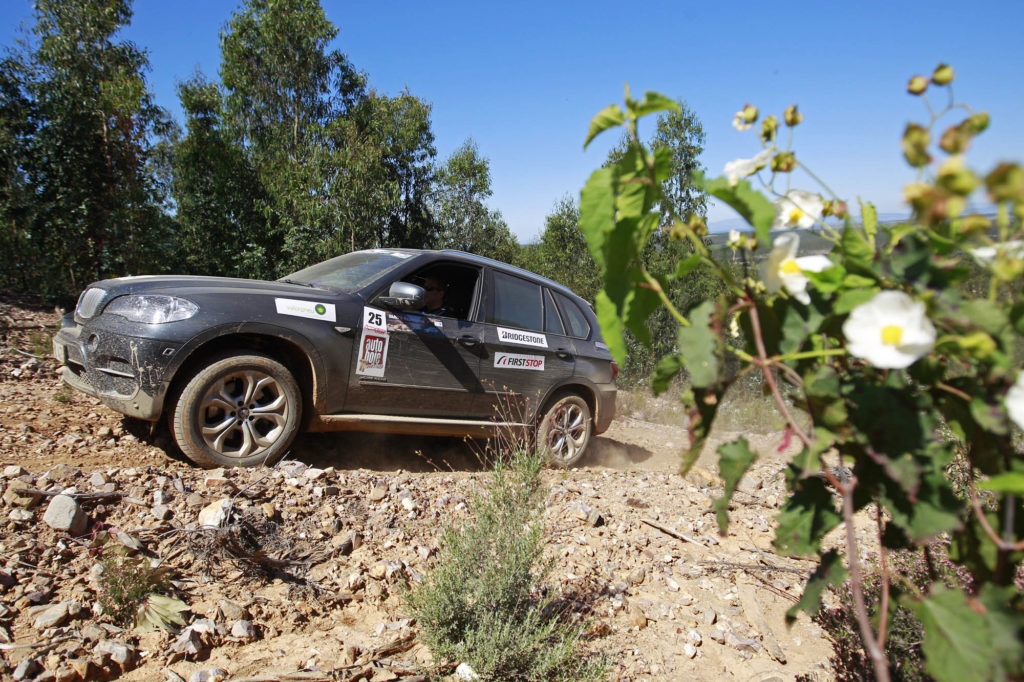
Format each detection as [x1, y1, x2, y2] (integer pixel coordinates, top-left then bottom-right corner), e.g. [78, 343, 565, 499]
[104, 295, 199, 324]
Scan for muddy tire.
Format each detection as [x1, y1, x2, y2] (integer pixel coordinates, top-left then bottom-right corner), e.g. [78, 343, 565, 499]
[171, 353, 301, 468]
[537, 393, 592, 468]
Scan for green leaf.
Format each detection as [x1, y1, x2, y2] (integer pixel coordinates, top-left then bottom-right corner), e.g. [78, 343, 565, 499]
[903, 587, 996, 682]
[594, 291, 626, 366]
[652, 354, 683, 395]
[584, 104, 625, 149]
[839, 224, 875, 272]
[773, 466, 842, 557]
[860, 199, 878, 246]
[975, 584, 1024, 678]
[578, 166, 616, 270]
[961, 299, 1010, 336]
[632, 91, 680, 119]
[842, 273, 876, 288]
[677, 300, 719, 388]
[671, 253, 702, 281]
[702, 175, 776, 245]
[779, 296, 826, 355]
[786, 550, 848, 622]
[712, 438, 758, 533]
[981, 472, 1024, 494]
[834, 287, 879, 315]
[804, 264, 845, 293]
[971, 396, 1008, 436]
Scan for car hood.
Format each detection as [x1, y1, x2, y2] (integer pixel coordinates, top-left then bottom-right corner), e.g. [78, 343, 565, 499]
[87, 275, 331, 298]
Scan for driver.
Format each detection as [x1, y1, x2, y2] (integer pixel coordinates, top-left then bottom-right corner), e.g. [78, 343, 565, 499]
[422, 277, 454, 317]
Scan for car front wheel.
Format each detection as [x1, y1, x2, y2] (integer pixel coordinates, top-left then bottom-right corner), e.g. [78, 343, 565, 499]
[171, 353, 301, 468]
[537, 393, 592, 468]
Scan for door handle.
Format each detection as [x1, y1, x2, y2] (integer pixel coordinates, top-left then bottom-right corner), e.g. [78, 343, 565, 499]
[556, 348, 573, 359]
[458, 335, 479, 347]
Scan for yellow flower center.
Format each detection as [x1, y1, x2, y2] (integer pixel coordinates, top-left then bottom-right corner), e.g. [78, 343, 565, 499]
[881, 325, 904, 346]
[788, 208, 804, 225]
[781, 259, 802, 275]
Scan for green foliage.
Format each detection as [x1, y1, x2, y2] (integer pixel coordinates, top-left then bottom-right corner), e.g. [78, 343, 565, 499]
[0, 0, 177, 298]
[98, 550, 171, 628]
[431, 139, 519, 263]
[406, 452, 603, 681]
[580, 72, 1024, 681]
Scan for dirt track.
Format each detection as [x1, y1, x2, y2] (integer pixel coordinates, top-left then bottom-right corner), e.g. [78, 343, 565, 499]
[0, 297, 838, 681]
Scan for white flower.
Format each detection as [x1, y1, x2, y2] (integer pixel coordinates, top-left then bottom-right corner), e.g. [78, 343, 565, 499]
[772, 190, 824, 229]
[1007, 372, 1024, 431]
[723, 149, 773, 186]
[732, 112, 753, 131]
[763, 232, 833, 304]
[843, 291, 936, 369]
[728, 229, 742, 247]
[969, 240, 1024, 265]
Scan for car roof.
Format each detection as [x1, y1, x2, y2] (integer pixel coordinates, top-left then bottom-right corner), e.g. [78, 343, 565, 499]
[372, 248, 585, 303]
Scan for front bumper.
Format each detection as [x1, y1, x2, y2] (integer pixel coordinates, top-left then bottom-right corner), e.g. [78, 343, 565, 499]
[53, 314, 179, 420]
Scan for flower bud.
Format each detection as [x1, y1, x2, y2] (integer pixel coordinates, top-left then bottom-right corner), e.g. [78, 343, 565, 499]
[931, 63, 954, 86]
[939, 123, 971, 155]
[966, 112, 990, 133]
[784, 105, 802, 126]
[985, 163, 1024, 202]
[771, 151, 797, 173]
[907, 75, 928, 95]
[957, 332, 996, 359]
[958, 213, 991, 237]
[937, 156, 979, 196]
[823, 200, 848, 218]
[687, 214, 709, 236]
[760, 115, 779, 144]
[740, 104, 758, 123]
[901, 123, 931, 168]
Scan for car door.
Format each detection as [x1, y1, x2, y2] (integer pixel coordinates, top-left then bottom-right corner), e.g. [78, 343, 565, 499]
[476, 270, 576, 421]
[342, 270, 492, 418]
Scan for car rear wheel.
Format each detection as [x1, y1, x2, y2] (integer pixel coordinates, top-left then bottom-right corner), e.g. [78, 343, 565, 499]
[537, 393, 592, 468]
[171, 353, 301, 468]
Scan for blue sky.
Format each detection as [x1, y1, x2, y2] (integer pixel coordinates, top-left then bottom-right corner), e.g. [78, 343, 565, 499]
[2, 0, 1022, 242]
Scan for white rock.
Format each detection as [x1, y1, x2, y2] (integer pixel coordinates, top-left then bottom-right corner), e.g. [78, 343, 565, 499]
[456, 663, 481, 681]
[197, 498, 232, 527]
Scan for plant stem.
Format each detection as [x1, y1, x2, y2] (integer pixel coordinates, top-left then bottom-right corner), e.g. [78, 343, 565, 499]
[876, 510, 891, 650]
[843, 483, 891, 682]
[747, 296, 812, 449]
[776, 348, 846, 363]
[640, 268, 690, 327]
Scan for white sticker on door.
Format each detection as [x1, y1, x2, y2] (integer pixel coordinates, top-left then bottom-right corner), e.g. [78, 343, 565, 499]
[497, 327, 548, 348]
[356, 307, 390, 377]
[275, 298, 337, 323]
[494, 352, 545, 371]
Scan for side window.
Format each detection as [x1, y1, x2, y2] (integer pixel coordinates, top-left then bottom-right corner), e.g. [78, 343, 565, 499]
[556, 293, 591, 339]
[544, 289, 565, 335]
[490, 271, 543, 331]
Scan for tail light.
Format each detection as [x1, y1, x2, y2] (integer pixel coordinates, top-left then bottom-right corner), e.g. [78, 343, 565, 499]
[610, 360, 619, 381]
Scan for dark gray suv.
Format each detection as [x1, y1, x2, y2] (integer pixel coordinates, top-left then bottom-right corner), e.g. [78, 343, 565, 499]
[53, 249, 617, 468]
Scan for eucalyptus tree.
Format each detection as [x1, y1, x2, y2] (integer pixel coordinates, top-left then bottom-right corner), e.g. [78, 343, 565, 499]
[431, 140, 518, 262]
[0, 0, 174, 297]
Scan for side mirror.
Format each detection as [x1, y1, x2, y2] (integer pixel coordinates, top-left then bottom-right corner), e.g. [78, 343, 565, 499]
[377, 281, 425, 310]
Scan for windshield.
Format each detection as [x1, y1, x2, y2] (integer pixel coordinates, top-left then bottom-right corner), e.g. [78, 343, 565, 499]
[280, 250, 413, 291]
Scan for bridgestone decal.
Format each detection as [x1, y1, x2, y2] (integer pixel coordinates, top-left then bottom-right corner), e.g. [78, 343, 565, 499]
[356, 307, 389, 377]
[275, 298, 337, 322]
[494, 352, 545, 371]
[496, 327, 548, 348]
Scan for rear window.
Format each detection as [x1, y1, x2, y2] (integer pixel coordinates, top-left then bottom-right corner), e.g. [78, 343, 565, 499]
[556, 293, 591, 339]
[543, 289, 565, 335]
[490, 271, 543, 331]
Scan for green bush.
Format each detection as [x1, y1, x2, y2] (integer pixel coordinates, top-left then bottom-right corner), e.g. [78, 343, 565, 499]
[406, 452, 604, 681]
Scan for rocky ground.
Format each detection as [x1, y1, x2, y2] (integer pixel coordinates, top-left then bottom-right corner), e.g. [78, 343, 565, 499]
[0, 295, 850, 682]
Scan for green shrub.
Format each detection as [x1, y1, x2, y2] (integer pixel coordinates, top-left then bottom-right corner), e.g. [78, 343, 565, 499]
[816, 546, 974, 682]
[406, 451, 604, 681]
[98, 550, 169, 627]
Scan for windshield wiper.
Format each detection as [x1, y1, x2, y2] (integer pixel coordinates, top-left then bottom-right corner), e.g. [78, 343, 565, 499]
[279, 278, 315, 287]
